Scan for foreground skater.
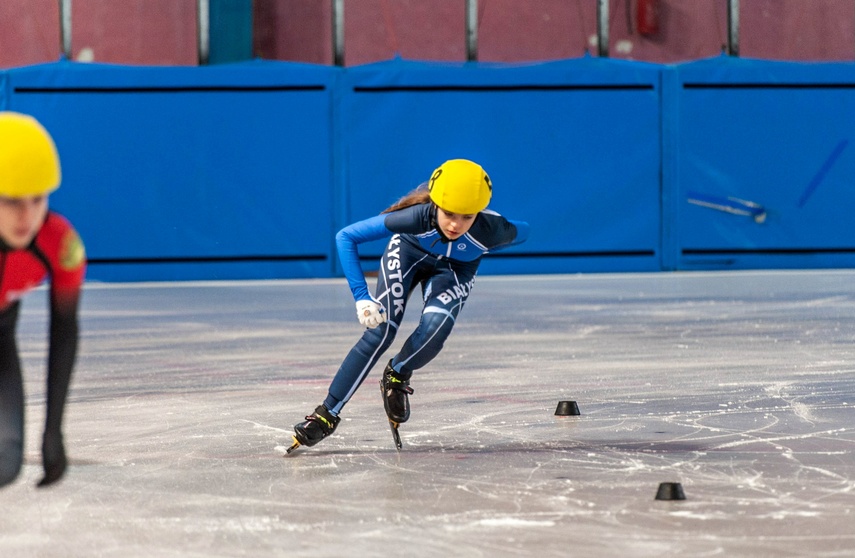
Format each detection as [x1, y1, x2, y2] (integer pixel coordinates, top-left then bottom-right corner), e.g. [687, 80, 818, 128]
[287, 159, 528, 452]
[0, 112, 86, 487]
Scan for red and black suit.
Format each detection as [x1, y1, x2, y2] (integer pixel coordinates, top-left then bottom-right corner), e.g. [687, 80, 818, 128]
[0, 211, 85, 487]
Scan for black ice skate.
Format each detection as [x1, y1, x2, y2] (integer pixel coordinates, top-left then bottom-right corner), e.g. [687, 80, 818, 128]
[286, 404, 340, 454]
[380, 360, 414, 450]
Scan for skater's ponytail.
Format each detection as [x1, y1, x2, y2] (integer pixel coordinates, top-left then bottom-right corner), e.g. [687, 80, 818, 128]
[381, 184, 431, 214]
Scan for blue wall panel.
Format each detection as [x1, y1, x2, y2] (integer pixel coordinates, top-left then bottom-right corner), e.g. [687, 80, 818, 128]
[3, 57, 855, 282]
[669, 56, 855, 270]
[6, 60, 337, 281]
[340, 58, 664, 275]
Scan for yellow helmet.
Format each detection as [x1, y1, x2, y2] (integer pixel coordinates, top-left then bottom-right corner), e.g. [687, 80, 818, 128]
[0, 111, 61, 198]
[428, 159, 492, 214]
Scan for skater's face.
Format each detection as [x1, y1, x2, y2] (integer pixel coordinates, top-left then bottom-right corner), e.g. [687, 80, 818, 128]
[0, 194, 48, 249]
[436, 206, 476, 240]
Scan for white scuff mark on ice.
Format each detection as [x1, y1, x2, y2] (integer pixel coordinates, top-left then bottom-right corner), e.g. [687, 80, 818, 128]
[167, 515, 311, 534]
[668, 510, 726, 520]
[758, 510, 823, 520]
[714, 428, 847, 449]
[764, 382, 817, 424]
[443, 517, 556, 530]
[790, 401, 817, 424]
[241, 419, 290, 433]
[475, 517, 555, 527]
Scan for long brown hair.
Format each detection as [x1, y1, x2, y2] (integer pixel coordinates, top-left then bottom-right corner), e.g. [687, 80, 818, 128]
[381, 183, 432, 214]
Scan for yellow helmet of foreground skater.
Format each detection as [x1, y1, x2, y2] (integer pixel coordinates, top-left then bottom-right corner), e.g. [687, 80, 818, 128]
[0, 111, 61, 198]
[428, 159, 492, 214]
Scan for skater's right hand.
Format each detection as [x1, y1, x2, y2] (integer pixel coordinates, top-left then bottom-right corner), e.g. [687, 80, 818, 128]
[356, 299, 386, 328]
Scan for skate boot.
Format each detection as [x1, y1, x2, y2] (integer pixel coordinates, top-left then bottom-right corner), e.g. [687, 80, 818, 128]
[381, 360, 414, 423]
[380, 360, 414, 450]
[286, 405, 340, 454]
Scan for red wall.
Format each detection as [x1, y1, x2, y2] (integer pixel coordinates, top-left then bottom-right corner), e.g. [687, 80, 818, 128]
[2, 0, 854, 69]
[0, 0, 61, 67]
[0, 0, 197, 68]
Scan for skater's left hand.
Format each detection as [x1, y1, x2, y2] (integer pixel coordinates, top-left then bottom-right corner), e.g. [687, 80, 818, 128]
[38, 430, 68, 488]
[356, 299, 386, 328]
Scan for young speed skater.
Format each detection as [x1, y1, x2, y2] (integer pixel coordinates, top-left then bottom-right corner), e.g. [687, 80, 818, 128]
[287, 159, 529, 453]
[0, 112, 86, 487]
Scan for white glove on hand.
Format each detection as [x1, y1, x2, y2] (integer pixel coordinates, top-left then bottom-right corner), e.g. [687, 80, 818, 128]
[356, 300, 387, 328]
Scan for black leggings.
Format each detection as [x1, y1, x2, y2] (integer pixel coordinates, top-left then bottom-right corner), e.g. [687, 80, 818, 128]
[0, 303, 24, 487]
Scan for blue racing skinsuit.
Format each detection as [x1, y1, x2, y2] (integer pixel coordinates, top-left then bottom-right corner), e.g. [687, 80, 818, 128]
[323, 202, 529, 415]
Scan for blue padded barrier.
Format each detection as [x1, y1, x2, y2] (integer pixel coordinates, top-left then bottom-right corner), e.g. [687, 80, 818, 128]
[667, 56, 855, 270]
[5, 60, 338, 281]
[339, 57, 664, 276]
[4, 56, 855, 281]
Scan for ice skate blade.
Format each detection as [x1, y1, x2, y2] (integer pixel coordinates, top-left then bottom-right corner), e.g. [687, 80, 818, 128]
[285, 437, 302, 455]
[388, 420, 403, 450]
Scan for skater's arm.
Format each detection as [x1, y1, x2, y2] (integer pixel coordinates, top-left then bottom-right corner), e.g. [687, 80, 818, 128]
[478, 211, 530, 251]
[505, 219, 530, 247]
[335, 214, 392, 301]
[40, 215, 86, 486]
[40, 293, 80, 486]
[44, 289, 81, 438]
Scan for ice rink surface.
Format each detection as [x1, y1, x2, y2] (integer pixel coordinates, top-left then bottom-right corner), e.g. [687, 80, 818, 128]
[2, 269, 854, 557]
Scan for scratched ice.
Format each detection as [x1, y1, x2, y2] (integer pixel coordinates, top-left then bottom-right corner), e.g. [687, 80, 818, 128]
[1, 270, 853, 557]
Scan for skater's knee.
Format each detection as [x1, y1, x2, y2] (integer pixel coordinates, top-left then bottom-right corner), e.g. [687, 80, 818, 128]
[361, 322, 397, 351]
[0, 442, 23, 487]
[418, 308, 455, 339]
[400, 310, 455, 361]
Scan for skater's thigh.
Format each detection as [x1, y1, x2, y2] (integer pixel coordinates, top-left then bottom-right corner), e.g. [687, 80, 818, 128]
[421, 263, 477, 316]
[375, 238, 425, 324]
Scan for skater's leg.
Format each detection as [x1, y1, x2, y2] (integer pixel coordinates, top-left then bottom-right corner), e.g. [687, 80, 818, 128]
[381, 263, 477, 426]
[0, 304, 24, 487]
[322, 235, 425, 415]
[324, 321, 398, 413]
[379, 310, 454, 426]
[289, 236, 424, 451]
[392, 264, 475, 374]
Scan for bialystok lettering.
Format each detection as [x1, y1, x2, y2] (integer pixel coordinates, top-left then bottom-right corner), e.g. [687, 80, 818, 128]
[385, 235, 406, 317]
[437, 278, 475, 305]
